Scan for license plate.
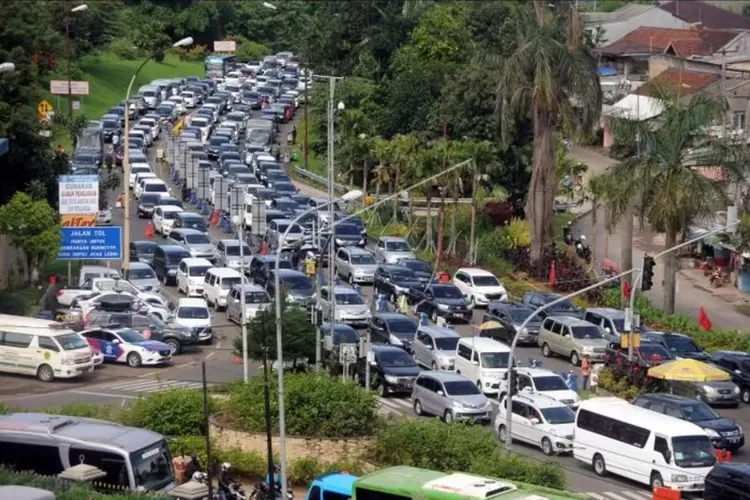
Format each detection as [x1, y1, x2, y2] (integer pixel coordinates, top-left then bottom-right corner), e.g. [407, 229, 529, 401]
[729, 437, 739, 443]
[453, 313, 463, 318]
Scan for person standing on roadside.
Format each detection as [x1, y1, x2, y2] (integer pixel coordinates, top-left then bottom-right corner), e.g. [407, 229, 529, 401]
[111, 131, 119, 150]
[580, 354, 591, 391]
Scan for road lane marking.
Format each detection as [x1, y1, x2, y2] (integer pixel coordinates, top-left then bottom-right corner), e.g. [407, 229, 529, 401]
[619, 493, 651, 500]
[70, 390, 138, 400]
[584, 494, 606, 500]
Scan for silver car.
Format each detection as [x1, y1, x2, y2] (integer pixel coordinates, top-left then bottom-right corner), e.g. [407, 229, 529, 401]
[335, 247, 377, 284]
[216, 239, 252, 271]
[122, 262, 161, 293]
[225, 284, 272, 324]
[167, 228, 216, 262]
[412, 371, 492, 423]
[412, 325, 460, 371]
[317, 285, 371, 326]
[266, 219, 305, 249]
[374, 236, 416, 264]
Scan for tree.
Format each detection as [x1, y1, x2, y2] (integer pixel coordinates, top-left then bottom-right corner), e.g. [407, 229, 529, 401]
[0, 192, 61, 283]
[234, 38, 269, 63]
[496, 1, 602, 261]
[604, 89, 744, 314]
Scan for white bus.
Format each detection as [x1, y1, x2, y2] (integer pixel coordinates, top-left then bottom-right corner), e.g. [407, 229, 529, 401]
[573, 397, 716, 492]
[0, 314, 93, 382]
[0, 412, 175, 492]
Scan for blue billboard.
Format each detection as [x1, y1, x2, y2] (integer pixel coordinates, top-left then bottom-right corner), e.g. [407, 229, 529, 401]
[58, 227, 122, 260]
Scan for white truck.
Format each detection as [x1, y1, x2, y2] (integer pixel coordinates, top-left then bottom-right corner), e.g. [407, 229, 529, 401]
[56, 276, 132, 308]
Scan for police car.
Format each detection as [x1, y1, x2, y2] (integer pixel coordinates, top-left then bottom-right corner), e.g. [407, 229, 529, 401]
[80, 327, 173, 368]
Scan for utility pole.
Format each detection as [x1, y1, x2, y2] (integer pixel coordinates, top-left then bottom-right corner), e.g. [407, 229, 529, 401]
[303, 69, 309, 172]
[722, 48, 727, 139]
[239, 224, 248, 382]
[65, 8, 72, 121]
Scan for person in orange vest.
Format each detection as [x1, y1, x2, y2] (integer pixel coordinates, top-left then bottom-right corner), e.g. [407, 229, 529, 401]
[580, 354, 591, 391]
[55, 144, 65, 154]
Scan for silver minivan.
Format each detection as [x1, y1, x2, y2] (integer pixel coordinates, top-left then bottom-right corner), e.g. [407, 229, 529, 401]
[225, 284, 272, 324]
[412, 325, 460, 371]
[317, 286, 371, 326]
[538, 315, 609, 366]
[411, 371, 492, 424]
[335, 246, 377, 284]
[216, 239, 253, 272]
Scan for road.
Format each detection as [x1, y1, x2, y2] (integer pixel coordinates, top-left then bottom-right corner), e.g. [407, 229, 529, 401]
[1, 109, 745, 500]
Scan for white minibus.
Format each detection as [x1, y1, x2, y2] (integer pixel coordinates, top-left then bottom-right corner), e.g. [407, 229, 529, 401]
[573, 397, 716, 492]
[0, 315, 93, 382]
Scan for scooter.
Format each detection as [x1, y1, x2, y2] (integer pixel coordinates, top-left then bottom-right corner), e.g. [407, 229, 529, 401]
[563, 222, 574, 245]
[575, 235, 592, 263]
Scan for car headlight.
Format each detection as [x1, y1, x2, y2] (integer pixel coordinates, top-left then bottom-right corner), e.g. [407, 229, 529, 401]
[389, 334, 403, 346]
[384, 375, 398, 384]
[354, 269, 365, 275]
[358, 239, 365, 245]
[519, 327, 528, 334]
[703, 385, 716, 393]
[190, 249, 199, 256]
[437, 303, 450, 310]
[335, 238, 344, 245]
[61, 358, 75, 365]
[704, 428, 720, 438]
[452, 400, 467, 409]
[734, 386, 741, 394]
[475, 293, 485, 300]
[739, 426, 744, 435]
[583, 346, 594, 352]
[394, 285, 408, 293]
[671, 475, 688, 483]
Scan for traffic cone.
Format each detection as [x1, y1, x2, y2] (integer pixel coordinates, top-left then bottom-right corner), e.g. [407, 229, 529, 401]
[260, 241, 269, 255]
[145, 221, 155, 238]
[210, 210, 220, 226]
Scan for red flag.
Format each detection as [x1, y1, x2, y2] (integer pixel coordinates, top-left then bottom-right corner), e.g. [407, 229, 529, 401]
[622, 280, 632, 299]
[698, 306, 713, 331]
[549, 262, 557, 288]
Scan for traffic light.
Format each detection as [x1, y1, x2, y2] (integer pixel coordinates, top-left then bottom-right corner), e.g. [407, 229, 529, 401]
[642, 255, 655, 291]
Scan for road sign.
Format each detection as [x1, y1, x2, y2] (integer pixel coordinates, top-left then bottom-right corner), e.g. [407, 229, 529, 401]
[38, 100, 53, 120]
[72, 100, 81, 110]
[213, 40, 236, 52]
[58, 175, 99, 215]
[49, 80, 90, 96]
[58, 227, 122, 260]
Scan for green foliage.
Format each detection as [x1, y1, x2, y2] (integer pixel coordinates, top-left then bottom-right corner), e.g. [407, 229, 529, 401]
[596, 367, 642, 400]
[121, 389, 212, 436]
[0, 403, 10, 415]
[175, 44, 209, 62]
[0, 192, 61, 282]
[227, 372, 379, 438]
[370, 420, 566, 490]
[287, 456, 367, 485]
[43, 403, 121, 422]
[235, 39, 270, 63]
[109, 38, 139, 60]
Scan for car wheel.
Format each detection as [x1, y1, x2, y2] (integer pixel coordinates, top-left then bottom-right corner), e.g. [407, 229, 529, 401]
[163, 274, 170, 286]
[497, 425, 509, 443]
[570, 351, 580, 366]
[742, 388, 750, 404]
[127, 352, 142, 368]
[650, 472, 664, 489]
[541, 437, 554, 456]
[377, 383, 388, 397]
[37, 364, 54, 382]
[348, 274, 354, 285]
[431, 362, 437, 371]
[413, 399, 424, 416]
[443, 410, 454, 423]
[542, 343, 552, 357]
[592, 454, 607, 476]
[226, 308, 232, 323]
[165, 338, 181, 355]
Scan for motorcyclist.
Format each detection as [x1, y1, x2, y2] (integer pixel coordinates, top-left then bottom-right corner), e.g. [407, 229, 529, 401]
[218, 462, 233, 500]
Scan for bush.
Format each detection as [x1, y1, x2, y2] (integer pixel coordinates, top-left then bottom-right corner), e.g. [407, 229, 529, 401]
[43, 403, 121, 421]
[121, 389, 211, 436]
[236, 40, 269, 63]
[175, 44, 209, 62]
[110, 38, 139, 60]
[596, 367, 641, 400]
[0, 468, 166, 499]
[287, 457, 368, 485]
[227, 373, 379, 438]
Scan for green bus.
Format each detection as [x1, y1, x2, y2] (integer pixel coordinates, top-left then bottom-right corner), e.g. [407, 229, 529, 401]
[351, 466, 585, 500]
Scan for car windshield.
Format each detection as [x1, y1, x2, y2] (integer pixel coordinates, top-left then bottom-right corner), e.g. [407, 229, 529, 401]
[118, 330, 147, 343]
[131, 442, 173, 491]
[671, 436, 717, 468]
[663, 335, 702, 353]
[681, 402, 720, 422]
[130, 267, 155, 280]
[275, 183, 295, 192]
[508, 309, 534, 322]
[145, 183, 167, 193]
[166, 252, 190, 265]
[385, 241, 410, 251]
[386, 318, 417, 337]
[185, 234, 211, 244]
[276, 223, 302, 234]
[192, 119, 208, 127]
[571, 326, 604, 339]
[443, 380, 482, 396]
[551, 300, 578, 312]
[473, 275, 500, 286]
[182, 218, 207, 231]
[432, 286, 463, 299]
[163, 211, 181, 220]
[405, 260, 432, 274]
[541, 406, 576, 425]
[245, 292, 270, 304]
[741, 360, 750, 372]
[226, 245, 252, 256]
[178, 307, 209, 319]
[391, 269, 417, 280]
[637, 344, 671, 360]
[481, 352, 510, 369]
[140, 194, 160, 205]
[610, 318, 625, 332]
[350, 254, 376, 265]
[188, 266, 211, 277]
[275, 201, 297, 211]
[102, 120, 118, 129]
[221, 276, 243, 289]
[378, 350, 417, 368]
[533, 375, 569, 391]
[335, 293, 364, 305]
[136, 244, 157, 257]
[210, 138, 228, 146]
[333, 224, 359, 236]
[281, 275, 312, 290]
[56, 333, 88, 350]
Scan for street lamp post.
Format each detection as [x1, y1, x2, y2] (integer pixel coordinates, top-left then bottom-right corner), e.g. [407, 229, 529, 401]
[122, 36, 193, 272]
[273, 189, 362, 500]
[65, 3, 88, 120]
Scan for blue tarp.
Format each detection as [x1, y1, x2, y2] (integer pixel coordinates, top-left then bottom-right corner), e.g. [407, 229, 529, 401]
[0, 138, 8, 157]
[598, 66, 617, 76]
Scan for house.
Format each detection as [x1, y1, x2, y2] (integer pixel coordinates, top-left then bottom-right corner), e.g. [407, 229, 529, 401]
[658, 1, 750, 31]
[634, 68, 719, 99]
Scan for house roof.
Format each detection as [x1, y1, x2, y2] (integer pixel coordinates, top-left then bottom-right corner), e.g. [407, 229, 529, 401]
[634, 69, 719, 97]
[582, 3, 654, 24]
[665, 30, 738, 57]
[606, 94, 664, 121]
[599, 27, 700, 56]
[659, 1, 750, 30]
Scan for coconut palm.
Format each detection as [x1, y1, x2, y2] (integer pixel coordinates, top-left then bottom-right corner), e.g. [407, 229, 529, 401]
[496, 0, 602, 261]
[604, 89, 745, 314]
[370, 137, 394, 203]
[390, 134, 419, 221]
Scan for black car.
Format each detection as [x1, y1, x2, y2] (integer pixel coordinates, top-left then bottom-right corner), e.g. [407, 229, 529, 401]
[137, 193, 162, 218]
[705, 463, 750, 500]
[331, 223, 366, 248]
[88, 313, 197, 354]
[394, 258, 433, 284]
[369, 312, 418, 352]
[641, 331, 709, 361]
[709, 351, 750, 404]
[482, 302, 541, 346]
[266, 269, 315, 307]
[352, 344, 422, 396]
[208, 136, 230, 159]
[604, 338, 674, 368]
[71, 150, 100, 169]
[373, 265, 423, 303]
[270, 198, 300, 218]
[521, 291, 584, 319]
[633, 393, 744, 451]
[129, 240, 160, 266]
[248, 255, 294, 286]
[410, 283, 472, 324]
[157, 196, 183, 209]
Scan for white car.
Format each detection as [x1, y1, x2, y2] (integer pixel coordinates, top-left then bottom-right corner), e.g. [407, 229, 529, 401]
[453, 267, 508, 307]
[96, 209, 112, 226]
[138, 179, 170, 201]
[495, 393, 576, 456]
[498, 368, 580, 408]
[139, 117, 160, 141]
[80, 327, 172, 368]
[167, 95, 186, 113]
[189, 116, 211, 144]
[181, 90, 197, 108]
[129, 163, 153, 189]
[132, 171, 157, 193]
[172, 298, 212, 333]
[176, 257, 213, 297]
[152, 205, 184, 235]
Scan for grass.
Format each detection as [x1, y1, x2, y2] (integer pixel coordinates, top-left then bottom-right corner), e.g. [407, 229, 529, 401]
[290, 113, 326, 177]
[734, 303, 750, 317]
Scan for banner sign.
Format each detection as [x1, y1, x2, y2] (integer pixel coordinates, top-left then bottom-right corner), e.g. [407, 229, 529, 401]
[61, 214, 97, 227]
[50, 80, 90, 96]
[58, 175, 99, 215]
[213, 40, 236, 52]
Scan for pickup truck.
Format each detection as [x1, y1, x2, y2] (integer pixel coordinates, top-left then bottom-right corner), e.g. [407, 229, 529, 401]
[408, 283, 472, 324]
[57, 277, 144, 308]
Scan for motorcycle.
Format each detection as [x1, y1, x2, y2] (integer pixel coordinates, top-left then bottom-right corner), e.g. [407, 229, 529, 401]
[251, 478, 293, 500]
[563, 222, 574, 246]
[575, 235, 592, 263]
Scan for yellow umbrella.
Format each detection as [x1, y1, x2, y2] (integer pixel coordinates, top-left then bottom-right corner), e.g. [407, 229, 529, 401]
[647, 358, 731, 382]
[478, 321, 503, 331]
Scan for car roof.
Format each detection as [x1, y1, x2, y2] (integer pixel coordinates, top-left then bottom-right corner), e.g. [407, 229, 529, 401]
[635, 393, 699, 405]
[419, 370, 471, 383]
[546, 315, 591, 326]
[178, 298, 208, 307]
[715, 350, 750, 359]
[126, 262, 152, 270]
[374, 312, 413, 322]
[181, 258, 212, 266]
[155, 205, 183, 212]
[133, 240, 158, 247]
[207, 267, 241, 277]
[511, 392, 569, 409]
[456, 267, 495, 277]
[341, 246, 372, 255]
[171, 228, 204, 236]
[322, 286, 360, 294]
[586, 307, 625, 318]
[380, 265, 413, 272]
[417, 324, 460, 338]
[231, 283, 265, 293]
[277, 269, 307, 278]
[159, 244, 190, 253]
[458, 336, 510, 351]
[177, 212, 204, 219]
[379, 236, 408, 242]
[514, 367, 563, 378]
[372, 344, 409, 354]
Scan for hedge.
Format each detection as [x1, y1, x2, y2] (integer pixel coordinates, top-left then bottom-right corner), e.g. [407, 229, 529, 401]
[120, 388, 215, 436]
[226, 372, 379, 438]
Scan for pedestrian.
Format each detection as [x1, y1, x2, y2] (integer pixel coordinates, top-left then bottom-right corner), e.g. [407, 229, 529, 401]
[581, 354, 591, 391]
[55, 144, 64, 155]
[304, 252, 317, 279]
[397, 293, 409, 315]
[111, 132, 119, 149]
[292, 125, 297, 145]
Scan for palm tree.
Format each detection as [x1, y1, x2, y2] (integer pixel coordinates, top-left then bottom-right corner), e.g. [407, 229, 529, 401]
[604, 89, 744, 314]
[497, 0, 602, 261]
[413, 148, 441, 251]
[390, 134, 419, 221]
[587, 174, 609, 269]
[370, 137, 394, 207]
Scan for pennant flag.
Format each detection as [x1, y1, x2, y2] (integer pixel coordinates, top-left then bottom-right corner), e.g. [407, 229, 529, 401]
[549, 262, 557, 288]
[698, 306, 713, 332]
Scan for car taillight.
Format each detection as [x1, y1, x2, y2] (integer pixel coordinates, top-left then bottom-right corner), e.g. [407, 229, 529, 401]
[56, 289, 64, 296]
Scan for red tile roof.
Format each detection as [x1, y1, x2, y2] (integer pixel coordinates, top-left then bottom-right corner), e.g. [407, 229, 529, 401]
[659, 1, 750, 30]
[634, 69, 719, 97]
[667, 30, 738, 57]
[600, 27, 700, 56]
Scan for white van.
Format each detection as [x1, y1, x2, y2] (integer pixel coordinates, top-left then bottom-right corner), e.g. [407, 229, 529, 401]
[176, 257, 213, 297]
[0, 315, 94, 382]
[152, 205, 184, 235]
[203, 267, 244, 310]
[454, 336, 511, 395]
[138, 179, 170, 200]
[132, 171, 157, 193]
[172, 298, 212, 333]
[574, 397, 716, 492]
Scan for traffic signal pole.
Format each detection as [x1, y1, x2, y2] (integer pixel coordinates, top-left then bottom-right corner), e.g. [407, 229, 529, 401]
[626, 220, 740, 360]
